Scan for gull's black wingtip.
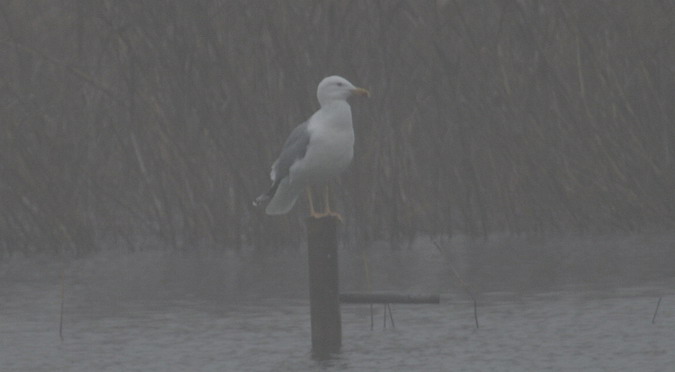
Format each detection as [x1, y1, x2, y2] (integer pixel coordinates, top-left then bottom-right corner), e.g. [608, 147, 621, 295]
[252, 194, 269, 207]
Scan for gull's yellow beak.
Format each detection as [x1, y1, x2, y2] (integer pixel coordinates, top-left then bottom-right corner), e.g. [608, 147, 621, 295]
[351, 87, 371, 97]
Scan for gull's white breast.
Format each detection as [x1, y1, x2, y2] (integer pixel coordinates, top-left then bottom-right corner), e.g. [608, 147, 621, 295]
[290, 102, 354, 184]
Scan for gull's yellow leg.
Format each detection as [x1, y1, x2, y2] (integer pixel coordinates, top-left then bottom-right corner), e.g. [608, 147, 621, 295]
[307, 187, 319, 217]
[323, 184, 343, 222]
[323, 185, 331, 214]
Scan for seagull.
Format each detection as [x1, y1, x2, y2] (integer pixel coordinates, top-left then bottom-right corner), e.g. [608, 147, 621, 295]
[253, 75, 370, 219]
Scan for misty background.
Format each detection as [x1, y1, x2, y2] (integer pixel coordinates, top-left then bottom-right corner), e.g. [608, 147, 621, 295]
[3, 2, 675, 371]
[1, 0, 674, 257]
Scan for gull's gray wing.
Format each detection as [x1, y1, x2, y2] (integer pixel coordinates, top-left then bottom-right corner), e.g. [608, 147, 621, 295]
[253, 121, 310, 206]
[270, 121, 310, 182]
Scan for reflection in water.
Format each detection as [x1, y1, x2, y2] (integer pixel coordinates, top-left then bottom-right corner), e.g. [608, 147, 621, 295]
[1, 233, 674, 371]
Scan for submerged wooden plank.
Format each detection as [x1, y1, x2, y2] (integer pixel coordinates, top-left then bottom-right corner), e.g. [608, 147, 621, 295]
[340, 292, 440, 304]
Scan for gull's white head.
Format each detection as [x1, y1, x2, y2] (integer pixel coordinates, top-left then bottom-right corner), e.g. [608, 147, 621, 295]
[317, 75, 370, 107]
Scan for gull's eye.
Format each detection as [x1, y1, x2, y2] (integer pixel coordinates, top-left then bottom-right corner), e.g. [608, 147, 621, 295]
[336, 82, 343, 87]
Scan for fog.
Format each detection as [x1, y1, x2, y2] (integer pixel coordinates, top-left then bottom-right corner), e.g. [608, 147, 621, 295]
[1, 3, 675, 369]
[1, 1, 673, 255]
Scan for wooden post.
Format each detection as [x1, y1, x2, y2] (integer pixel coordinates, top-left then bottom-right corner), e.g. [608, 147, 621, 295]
[306, 216, 341, 358]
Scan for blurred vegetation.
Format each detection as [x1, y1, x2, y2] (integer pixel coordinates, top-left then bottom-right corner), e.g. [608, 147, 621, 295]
[1, 0, 674, 256]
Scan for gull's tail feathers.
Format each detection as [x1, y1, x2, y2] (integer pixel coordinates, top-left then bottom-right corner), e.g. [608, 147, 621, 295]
[253, 177, 282, 208]
[264, 179, 303, 215]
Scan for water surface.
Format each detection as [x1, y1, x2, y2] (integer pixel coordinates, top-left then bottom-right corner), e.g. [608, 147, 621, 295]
[2, 234, 674, 371]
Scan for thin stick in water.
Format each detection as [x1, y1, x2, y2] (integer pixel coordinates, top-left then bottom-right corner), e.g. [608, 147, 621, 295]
[652, 297, 662, 324]
[383, 304, 387, 329]
[387, 304, 395, 329]
[433, 241, 480, 329]
[59, 269, 65, 342]
[473, 298, 479, 329]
